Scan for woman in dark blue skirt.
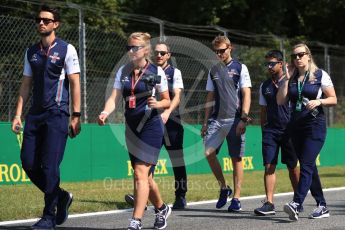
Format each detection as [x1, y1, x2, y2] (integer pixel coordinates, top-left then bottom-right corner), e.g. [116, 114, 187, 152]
[98, 32, 171, 230]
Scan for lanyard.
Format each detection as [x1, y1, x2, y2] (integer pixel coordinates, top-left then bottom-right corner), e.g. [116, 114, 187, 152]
[131, 62, 149, 95]
[271, 74, 285, 88]
[297, 71, 309, 102]
[162, 64, 170, 71]
[40, 40, 55, 57]
[271, 79, 279, 88]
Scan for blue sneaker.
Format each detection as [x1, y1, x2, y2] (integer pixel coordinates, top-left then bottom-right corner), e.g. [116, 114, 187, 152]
[172, 196, 186, 210]
[32, 217, 56, 230]
[309, 205, 330, 219]
[128, 218, 142, 230]
[56, 190, 73, 225]
[216, 186, 232, 209]
[154, 205, 172, 229]
[228, 198, 242, 212]
[283, 201, 300, 221]
[254, 201, 275, 216]
[298, 204, 304, 213]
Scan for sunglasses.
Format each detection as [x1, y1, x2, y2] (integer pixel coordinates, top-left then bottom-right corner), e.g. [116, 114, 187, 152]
[154, 51, 168, 56]
[214, 47, 228, 55]
[126, 45, 145, 52]
[35, 17, 55, 25]
[291, 52, 308, 60]
[264, 61, 281, 68]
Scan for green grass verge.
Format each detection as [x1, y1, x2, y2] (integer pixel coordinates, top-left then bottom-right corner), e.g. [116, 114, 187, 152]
[332, 123, 345, 128]
[1, 166, 345, 221]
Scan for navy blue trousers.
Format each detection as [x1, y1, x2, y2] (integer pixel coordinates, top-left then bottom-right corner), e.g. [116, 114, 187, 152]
[21, 110, 69, 219]
[163, 119, 187, 198]
[290, 118, 326, 206]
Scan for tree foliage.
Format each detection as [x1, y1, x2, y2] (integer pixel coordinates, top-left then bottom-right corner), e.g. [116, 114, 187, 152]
[120, 0, 345, 46]
[1, 0, 125, 35]
[2, 0, 344, 45]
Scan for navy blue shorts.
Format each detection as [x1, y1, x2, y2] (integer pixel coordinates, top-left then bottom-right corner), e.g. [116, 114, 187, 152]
[262, 129, 298, 169]
[125, 115, 164, 166]
[129, 154, 156, 175]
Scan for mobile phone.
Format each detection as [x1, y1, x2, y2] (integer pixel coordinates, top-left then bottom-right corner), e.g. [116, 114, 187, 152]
[69, 126, 75, 138]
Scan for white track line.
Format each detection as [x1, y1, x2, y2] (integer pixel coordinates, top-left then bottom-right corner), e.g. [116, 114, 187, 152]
[1, 186, 344, 226]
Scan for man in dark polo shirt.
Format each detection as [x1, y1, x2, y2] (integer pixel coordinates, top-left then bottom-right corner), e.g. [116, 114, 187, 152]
[11, 5, 81, 229]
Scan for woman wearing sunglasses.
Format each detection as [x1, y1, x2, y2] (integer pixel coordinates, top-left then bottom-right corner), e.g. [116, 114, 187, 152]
[277, 43, 337, 221]
[98, 32, 171, 230]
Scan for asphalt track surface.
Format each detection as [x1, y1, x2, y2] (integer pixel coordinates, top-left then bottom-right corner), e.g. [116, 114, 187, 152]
[1, 188, 344, 230]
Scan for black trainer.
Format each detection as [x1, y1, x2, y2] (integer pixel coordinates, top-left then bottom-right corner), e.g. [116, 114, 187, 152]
[56, 189, 73, 225]
[216, 186, 232, 209]
[172, 196, 186, 210]
[124, 194, 148, 210]
[254, 201, 275, 216]
[125, 194, 135, 207]
[32, 217, 55, 230]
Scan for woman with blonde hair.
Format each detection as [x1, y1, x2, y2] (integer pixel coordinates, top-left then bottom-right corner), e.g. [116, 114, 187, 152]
[98, 32, 171, 230]
[277, 43, 337, 221]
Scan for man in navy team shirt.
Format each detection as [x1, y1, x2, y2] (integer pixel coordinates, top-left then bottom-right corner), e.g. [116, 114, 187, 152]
[153, 42, 187, 209]
[201, 35, 252, 212]
[11, 5, 81, 230]
[254, 50, 300, 216]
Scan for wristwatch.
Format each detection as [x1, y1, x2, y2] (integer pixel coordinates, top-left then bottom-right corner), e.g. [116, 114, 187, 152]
[72, 112, 81, 117]
[240, 113, 250, 123]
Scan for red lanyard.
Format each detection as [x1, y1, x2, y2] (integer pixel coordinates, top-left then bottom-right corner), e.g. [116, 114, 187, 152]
[272, 74, 285, 88]
[131, 62, 149, 95]
[40, 40, 55, 57]
[162, 64, 170, 71]
[271, 79, 279, 88]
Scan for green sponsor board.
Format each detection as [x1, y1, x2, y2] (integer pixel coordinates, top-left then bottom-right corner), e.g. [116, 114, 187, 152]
[0, 122, 344, 185]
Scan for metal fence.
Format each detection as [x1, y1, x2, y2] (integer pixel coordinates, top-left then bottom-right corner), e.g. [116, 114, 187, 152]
[1, 2, 345, 126]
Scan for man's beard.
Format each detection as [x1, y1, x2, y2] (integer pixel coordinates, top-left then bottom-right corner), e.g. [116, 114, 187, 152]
[39, 30, 53, 37]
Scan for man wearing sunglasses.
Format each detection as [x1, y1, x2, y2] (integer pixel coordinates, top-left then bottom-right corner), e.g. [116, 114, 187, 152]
[155, 42, 187, 209]
[124, 42, 188, 210]
[201, 35, 252, 212]
[11, 5, 81, 229]
[254, 50, 300, 216]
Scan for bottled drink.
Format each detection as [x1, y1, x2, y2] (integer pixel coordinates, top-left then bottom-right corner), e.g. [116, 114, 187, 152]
[302, 97, 319, 117]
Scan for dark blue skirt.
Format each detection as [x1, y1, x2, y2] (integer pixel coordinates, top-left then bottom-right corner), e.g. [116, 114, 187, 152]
[125, 114, 164, 165]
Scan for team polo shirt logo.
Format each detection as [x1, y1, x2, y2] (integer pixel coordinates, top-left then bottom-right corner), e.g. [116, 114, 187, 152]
[30, 54, 38, 62]
[264, 87, 271, 95]
[310, 79, 318, 84]
[122, 76, 130, 82]
[228, 69, 238, 78]
[72, 55, 79, 66]
[49, 52, 60, 64]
